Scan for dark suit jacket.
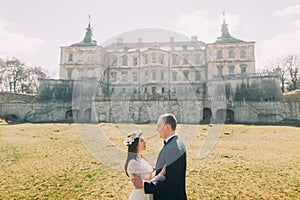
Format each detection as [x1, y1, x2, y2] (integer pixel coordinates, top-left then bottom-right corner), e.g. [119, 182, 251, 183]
[144, 135, 187, 200]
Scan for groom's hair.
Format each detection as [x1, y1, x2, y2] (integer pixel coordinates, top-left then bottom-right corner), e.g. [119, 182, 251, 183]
[161, 113, 177, 130]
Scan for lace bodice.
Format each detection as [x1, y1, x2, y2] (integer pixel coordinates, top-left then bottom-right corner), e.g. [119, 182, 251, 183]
[127, 157, 153, 181]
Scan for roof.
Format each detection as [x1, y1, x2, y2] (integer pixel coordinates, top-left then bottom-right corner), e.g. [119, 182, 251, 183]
[214, 20, 244, 43]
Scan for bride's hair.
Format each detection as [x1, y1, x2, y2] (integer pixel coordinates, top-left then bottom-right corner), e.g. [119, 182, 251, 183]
[124, 131, 142, 176]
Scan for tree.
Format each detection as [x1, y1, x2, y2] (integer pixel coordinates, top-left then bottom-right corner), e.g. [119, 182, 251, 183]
[265, 54, 300, 92]
[285, 55, 300, 91]
[24, 66, 48, 93]
[0, 57, 49, 93]
[6, 58, 27, 93]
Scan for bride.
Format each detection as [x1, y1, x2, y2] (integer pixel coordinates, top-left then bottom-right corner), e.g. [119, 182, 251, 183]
[124, 130, 165, 200]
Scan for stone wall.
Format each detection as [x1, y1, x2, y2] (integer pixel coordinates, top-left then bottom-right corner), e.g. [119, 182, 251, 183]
[0, 92, 36, 103]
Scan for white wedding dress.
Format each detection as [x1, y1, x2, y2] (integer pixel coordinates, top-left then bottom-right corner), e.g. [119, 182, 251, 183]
[127, 157, 154, 200]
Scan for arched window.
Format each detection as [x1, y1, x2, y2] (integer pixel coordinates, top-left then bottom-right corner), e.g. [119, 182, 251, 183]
[122, 55, 128, 66]
[217, 65, 223, 77]
[68, 54, 73, 62]
[67, 68, 72, 79]
[195, 71, 201, 81]
[111, 72, 117, 82]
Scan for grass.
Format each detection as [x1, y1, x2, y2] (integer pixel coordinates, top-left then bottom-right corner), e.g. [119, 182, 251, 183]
[0, 122, 299, 199]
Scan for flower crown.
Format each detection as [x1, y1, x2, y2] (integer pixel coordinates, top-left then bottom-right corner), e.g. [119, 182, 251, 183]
[123, 130, 142, 146]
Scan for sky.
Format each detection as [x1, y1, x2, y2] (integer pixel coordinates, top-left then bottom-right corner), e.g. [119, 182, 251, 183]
[0, 0, 300, 78]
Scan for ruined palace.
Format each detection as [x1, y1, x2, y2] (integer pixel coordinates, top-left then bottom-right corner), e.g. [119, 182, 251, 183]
[1, 18, 300, 124]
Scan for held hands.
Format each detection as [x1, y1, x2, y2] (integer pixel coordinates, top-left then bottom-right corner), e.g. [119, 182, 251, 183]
[131, 174, 144, 189]
[159, 165, 166, 176]
[150, 165, 166, 182]
[131, 165, 167, 188]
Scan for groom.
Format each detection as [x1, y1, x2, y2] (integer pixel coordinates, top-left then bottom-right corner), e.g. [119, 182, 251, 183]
[132, 113, 187, 200]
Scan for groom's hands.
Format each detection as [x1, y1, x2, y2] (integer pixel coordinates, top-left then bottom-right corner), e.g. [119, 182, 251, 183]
[132, 174, 144, 189]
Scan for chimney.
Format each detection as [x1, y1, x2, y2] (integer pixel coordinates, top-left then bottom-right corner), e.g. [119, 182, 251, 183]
[117, 37, 123, 44]
[191, 35, 198, 41]
[170, 37, 174, 43]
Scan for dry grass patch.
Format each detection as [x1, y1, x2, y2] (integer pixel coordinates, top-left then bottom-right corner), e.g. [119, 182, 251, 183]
[0, 123, 299, 199]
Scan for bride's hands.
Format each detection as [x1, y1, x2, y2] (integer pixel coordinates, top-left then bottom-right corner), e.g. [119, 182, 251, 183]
[159, 165, 166, 176]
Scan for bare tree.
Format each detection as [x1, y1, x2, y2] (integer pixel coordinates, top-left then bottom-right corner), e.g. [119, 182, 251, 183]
[265, 54, 300, 92]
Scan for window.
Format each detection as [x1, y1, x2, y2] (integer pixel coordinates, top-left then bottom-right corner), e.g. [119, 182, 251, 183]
[172, 71, 177, 81]
[152, 87, 156, 94]
[67, 68, 72, 79]
[183, 71, 189, 80]
[159, 54, 164, 64]
[172, 55, 177, 65]
[122, 55, 128, 66]
[240, 49, 246, 58]
[133, 57, 138, 66]
[68, 54, 73, 62]
[228, 49, 235, 58]
[152, 71, 156, 80]
[161, 87, 165, 93]
[217, 66, 223, 77]
[172, 87, 177, 94]
[217, 50, 223, 58]
[151, 53, 157, 63]
[195, 71, 201, 81]
[122, 72, 127, 81]
[160, 71, 164, 81]
[144, 71, 148, 80]
[132, 72, 138, 82]
[112, 56, 117, 66]
[229, 66, 235, 75]
[241, 66, 247, 76]
[183, 54, 189, 65]
[144, 87, 147, 93]
[111, 72, 117, 82]
[195, 54, 201, 64]
[144, 55, 148, 64]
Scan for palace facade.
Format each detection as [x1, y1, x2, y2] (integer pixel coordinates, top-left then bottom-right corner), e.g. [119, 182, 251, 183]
[4, 18, 295, 124]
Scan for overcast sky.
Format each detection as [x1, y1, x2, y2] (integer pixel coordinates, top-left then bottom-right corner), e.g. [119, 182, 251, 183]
[0, 0, 300, 78]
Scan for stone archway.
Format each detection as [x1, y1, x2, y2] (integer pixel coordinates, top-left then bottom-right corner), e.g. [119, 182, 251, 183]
[84, 108, 91, 122]
[65, 109, 80, 121]
[216, 109, 234, 123]
[202, 107, 212, 123]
